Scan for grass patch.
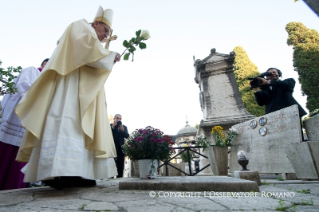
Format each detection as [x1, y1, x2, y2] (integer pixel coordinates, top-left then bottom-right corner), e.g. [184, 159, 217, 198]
[79, 204, 87, 210]
[275, 199, 290, 211]
[261, 180, 270, 186]
[301, 198, 314, 206]
[296, 189, 311, 194]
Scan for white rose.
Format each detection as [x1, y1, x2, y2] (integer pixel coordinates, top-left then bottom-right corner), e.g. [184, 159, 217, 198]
[141, 30, 151, 40]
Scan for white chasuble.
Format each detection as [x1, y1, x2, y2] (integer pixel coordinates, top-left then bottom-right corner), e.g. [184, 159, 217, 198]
[16, 19, 118, 182]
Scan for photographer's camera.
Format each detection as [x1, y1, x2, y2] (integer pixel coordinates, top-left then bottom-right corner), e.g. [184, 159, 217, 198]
[248, 72, 272, 88]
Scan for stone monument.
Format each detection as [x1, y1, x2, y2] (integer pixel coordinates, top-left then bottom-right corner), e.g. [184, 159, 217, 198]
[229, 105, 302, 176]
[194, 48, 254, 174]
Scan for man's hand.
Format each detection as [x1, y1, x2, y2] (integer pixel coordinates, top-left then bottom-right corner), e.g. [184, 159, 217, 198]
[119, 124, 125, 132]
[114, 53, 121, 63]
[257, 77, 269, 86]
[252, 87, 259, 92]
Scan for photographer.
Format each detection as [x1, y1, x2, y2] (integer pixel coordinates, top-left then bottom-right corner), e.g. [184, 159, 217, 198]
[251, 68, 306, 117]
[111, 114, 129, 178]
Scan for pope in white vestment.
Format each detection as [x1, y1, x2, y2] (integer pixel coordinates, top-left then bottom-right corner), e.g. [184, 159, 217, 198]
[15, 6, 120, 189]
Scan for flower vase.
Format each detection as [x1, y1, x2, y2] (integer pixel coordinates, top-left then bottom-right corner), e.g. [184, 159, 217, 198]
[138, 159, 158, 179]
[213, 146, 228, 176]
[205, 146, 219, 175]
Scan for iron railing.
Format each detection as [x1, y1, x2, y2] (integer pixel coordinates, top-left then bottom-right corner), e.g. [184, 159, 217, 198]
[158, 145, 216, 176]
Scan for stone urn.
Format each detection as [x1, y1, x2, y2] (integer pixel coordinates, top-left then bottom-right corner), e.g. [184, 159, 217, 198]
[304, 113, 319, 141]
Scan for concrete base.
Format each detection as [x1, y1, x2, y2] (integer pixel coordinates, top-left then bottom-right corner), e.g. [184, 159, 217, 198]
[283, 173, 299, 180]
[233, 171, 261, 186]
[119, 176, 259, 192]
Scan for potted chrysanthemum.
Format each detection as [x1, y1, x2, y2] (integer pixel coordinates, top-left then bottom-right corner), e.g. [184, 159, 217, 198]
[122, 126, 175, 179]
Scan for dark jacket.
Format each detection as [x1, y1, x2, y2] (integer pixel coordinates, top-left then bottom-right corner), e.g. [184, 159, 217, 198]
[254, 78, 307, 117]
[110, 124, 129, 149]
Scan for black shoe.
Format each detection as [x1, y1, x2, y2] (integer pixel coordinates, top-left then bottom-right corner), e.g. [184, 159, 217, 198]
[73, 177, 96, 187]
[43, 178, 64, 190]
[43, 177, 96, 190]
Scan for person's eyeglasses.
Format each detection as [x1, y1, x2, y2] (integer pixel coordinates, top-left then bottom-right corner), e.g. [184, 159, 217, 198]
[99, 22, 110, 34]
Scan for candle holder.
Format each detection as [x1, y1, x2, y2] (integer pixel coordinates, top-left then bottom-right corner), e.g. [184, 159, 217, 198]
[237, 150, 249, 171]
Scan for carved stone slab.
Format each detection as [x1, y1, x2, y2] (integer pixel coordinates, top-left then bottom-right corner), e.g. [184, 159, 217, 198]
[307, 141, 319, 174]
[304, 114, 319, 141]
[229, 105, 302, 173]
[285, 142, 318, 179]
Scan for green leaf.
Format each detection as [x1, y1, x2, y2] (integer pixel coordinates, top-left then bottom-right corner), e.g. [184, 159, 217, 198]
[136, 30, 141, 37]
[139, 42, 147, 49]
[130, 37, 136, 43]
[135, 36, 141, 44]
[129, 46, 136, 53]
[123, 40, 129, 48]
[124, 53, 130, 60]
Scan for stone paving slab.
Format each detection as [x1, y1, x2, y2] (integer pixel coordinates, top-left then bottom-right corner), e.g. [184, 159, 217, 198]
[0, 178, 319, 211]
[119, 176, 260, 192]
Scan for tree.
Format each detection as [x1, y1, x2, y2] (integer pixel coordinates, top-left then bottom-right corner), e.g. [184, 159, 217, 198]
[286, 22, 319, 112]
[0, 60, 22, 95]
[233, 46, 265, 117]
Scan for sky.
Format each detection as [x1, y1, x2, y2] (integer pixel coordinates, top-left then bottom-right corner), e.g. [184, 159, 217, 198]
[1, 0, 319, 135]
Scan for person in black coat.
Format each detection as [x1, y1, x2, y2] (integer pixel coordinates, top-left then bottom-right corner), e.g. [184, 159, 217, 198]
[252, 68, 307, 140]
[252, 68, 307, 117]
[111, 114, 129, 178]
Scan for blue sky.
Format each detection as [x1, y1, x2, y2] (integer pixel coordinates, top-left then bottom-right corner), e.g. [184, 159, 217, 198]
[1, 0, 318, 135]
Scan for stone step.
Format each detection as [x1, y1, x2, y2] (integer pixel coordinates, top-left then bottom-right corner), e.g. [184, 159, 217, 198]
[119, 176, 259, 192]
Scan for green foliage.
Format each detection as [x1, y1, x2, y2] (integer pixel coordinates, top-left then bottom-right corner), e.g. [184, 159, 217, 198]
[277, 176, 284, 181]
[121, 29, 150, 61]
[286, 22, 319, 112]
[233, 46, 265, 116]
[211, 126, 238, 147]
[179, 144, 194, 162]
[180, 151, 193, 162]
[276, 199, 289, 211]
[195, 135, 210, 151]
[261, 180, 270, 185]
[291, 205, 297, 212]
[309, 109, 319, 117]
[79, 204, 87, 210]
[300, 198, 314, 205]
[124, 53, 130, 60]
[296, 189, 311, 194]
[0, 60, 22, 95]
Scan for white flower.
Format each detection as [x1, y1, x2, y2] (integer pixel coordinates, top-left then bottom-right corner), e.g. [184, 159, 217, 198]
[229, 127, 237, 133]
[141, 30, 151, 40]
